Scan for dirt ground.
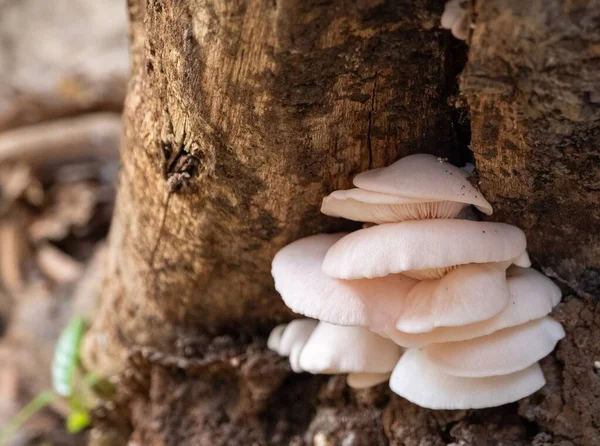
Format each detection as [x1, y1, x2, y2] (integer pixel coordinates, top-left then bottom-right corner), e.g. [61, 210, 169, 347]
[0, 0, 128, 443]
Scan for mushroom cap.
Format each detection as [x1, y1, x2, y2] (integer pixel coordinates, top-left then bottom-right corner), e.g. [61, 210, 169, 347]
[353, 154, 492, 215]
[424, 316, 565, 377]
[395, 262, 511, 334]
[346, 372, 391, 389]
[277, 319, 318, 356]
[321, 188, 467, 224]
[272, 233, 417, 329]
[267, 324, 287, 352]
[322, 219, 527, 280]
[386, 267, 562, 348]
[513, 251, 532, 268]
[441, 0, 464, 29]
[298, 323, 403, 374]
[389, 349, 545, 410]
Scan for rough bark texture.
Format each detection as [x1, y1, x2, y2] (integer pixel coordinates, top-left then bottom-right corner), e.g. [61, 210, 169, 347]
[86, 0, 600, 444]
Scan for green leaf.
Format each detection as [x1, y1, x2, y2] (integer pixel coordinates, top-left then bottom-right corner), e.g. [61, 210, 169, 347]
[66, 410, 90, 433]
[52, 317, 87, 397]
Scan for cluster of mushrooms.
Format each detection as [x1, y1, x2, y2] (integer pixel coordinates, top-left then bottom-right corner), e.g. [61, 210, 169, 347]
[268, 154, 564, 410]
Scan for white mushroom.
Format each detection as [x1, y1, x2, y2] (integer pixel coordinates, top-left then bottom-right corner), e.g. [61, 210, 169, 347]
[321, 154, 491, 224]
[271, 233, 417, 331]
[389, 349, 545, 410]
[441, 0, 470, 41]
[267, 323, 287, 352]
[322, 219, 529, 280]
[394, 262, 511, 333]
[388, 267, 562, 348]
[424, 317, 565, 377]
[298, 323, 402, 384]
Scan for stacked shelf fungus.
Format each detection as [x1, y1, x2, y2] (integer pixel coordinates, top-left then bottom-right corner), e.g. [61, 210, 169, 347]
[268, 154, 564, 409]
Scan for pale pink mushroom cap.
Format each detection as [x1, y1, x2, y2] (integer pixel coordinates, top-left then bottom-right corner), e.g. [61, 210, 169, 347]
[441, 0, 464, 29]
[386, 267, 562, 348]
[395, 262, 511, 334]
[389, 349, 545, 410]
[441, 0, 470, 40]
[424, 316, 565, 377]
[322, 219, 528, 280]
[272, 233, 417, 330]
[276, 319, 318, 357]
[353, 154, 492, 215]
[298, 323, 402, 374]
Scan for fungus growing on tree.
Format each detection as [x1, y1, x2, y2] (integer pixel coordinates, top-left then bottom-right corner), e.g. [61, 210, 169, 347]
[268, 154, 564, 409]
[321, 219, 529, 280]
[389, 349, 546, 410]
[424, 316, 565, 377]
[321, 154, 492, 223]
[267, 319, 317, 372]
[297, 323, 403, 389]
[387, 266, 562, 348]
[441, 0, 470, 41]
[271, 233, 416, 331]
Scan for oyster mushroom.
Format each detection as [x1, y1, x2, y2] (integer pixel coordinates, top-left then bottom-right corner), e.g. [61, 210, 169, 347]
[394, 262, 512, 333]
[388, 266, 562, 348]
[322, 219, 529, 280]
[298, 323, 402, 389]
[271, 233, 416, 331]
[321, 154, 491, 224]
[441, 0, 470, 41]
[424, 316, 565, 377]
[389, 349, 545, 410]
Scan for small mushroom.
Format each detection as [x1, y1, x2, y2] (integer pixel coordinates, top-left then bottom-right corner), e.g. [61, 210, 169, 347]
[270, 319, 318, 357]
[322, 219, 529, 280]
[321, 154, 491, 224]
[267, 323, 287, 351]
[389, 349, 545, 410]
[267, 319, 318, 373]
[388, 267, 562, 348]
[424, 317, 565, 377]
[298, 323, 402, 388]
[394, 262, 512, 333]
[441, 0, 470, 41]
[271, 233, 416, 330]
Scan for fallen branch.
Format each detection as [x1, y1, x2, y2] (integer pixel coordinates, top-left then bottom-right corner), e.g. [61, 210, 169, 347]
[0, 113, 121, 167]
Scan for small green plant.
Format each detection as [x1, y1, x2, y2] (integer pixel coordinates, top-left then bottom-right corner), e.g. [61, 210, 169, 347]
[0, 317, 106, 444]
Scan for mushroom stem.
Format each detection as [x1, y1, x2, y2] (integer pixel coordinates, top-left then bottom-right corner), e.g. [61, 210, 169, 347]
[346, 372, 391, 389]
[402, 265, 457, 280]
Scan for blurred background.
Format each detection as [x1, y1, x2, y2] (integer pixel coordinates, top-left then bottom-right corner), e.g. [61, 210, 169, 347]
[0, 0, 128, 443]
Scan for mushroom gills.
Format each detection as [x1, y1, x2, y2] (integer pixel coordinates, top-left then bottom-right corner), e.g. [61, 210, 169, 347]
[322, 197, 466, 224]
[403, 265, 458, 280]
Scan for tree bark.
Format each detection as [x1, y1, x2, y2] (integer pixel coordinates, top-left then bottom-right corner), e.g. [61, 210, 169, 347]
[85, 0, 600, 444]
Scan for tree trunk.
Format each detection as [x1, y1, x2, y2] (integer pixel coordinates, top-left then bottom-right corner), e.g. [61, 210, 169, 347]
[85, 0, 600, 444]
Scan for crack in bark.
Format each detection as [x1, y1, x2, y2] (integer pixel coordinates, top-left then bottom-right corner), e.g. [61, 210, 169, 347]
[367, 72, 378, 169]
